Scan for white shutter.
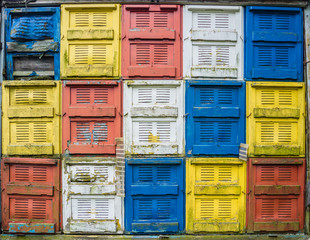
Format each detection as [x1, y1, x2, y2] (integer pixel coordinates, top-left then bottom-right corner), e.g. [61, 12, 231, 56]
[183, 5, 243, 79]
[62, 158, 123, 233]
[124, 80, 184, 155]
[72, 197, 115, 220]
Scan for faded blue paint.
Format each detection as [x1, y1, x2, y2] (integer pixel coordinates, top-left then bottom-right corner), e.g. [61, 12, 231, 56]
[245, 6, 303, 81]
[185, 80, 245, 156]
[9, 223, 55, 233]
[5, 7, 60, 80]
[125, 158, 184, 234]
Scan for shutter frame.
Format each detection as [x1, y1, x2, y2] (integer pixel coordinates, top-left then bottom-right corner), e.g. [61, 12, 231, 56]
[124, 80, 184, 156]
[186, 80, 245, 157]
[62, 80, 122, 155]
[122, 5, 182, 79]
[1, 158, 60, 233]
[2, 81, 61, 156]
[60, 4, 120, 79]
[245, 6, 303, 81]
[125, 158, 184, 233]
[62, 157, 124, 233]
[186, 158, 246, 233]
[247, 158, 305, 232]
[183, 5, 243, 79]
[247, 82, 305, 157]
[5, 7, 60, 80]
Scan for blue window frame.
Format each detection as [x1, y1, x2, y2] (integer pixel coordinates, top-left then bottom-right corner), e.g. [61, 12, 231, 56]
[186, 80, 245, 156]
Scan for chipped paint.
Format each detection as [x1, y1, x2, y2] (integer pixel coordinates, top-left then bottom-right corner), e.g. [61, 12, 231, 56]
[62, 157, 124, 234]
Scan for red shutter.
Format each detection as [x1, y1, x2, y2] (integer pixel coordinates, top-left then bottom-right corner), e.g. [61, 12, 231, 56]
[247, 158, 305, 232]
[62, 80, 122, 155]
[1, 158, 60, 233]
[122, 5, 182, 79]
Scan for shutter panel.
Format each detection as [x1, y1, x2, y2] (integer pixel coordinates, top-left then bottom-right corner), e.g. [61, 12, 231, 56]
[5, 7, 60, 80]
[62, 157, 123, 233]
[3, 81, 61, 156]
[122, 5, 182, 79]
[125, 158, 184, 233]
[61, 4, 120, 79]
[2, 158, 60, 233]
[245, 7, 303, 81]
[62, 81, 121, 155]
[186, 158, 246, 233]
[186, 80, 245, 156]
[247, 158, 305, 232]
[247, 82, 305, 157]
[183, 6, 242, 79]
[124, 80, 183, 155]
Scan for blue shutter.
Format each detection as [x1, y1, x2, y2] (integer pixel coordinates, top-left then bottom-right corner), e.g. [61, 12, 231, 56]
[5, 7, 60, 80]
[245, 6, 303, 81]
[186, 80, 245, 156]
[125, 158, 184, 233]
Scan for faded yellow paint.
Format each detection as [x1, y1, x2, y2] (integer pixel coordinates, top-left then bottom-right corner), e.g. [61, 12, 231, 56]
[148, 132, 160, 143]
[2, 81, 61, 156]
[186, 158, 246, 233]
[247, 82, 305, 157]
[60, 4, 121, 79]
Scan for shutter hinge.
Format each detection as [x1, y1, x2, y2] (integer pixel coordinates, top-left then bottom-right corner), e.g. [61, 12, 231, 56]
[122, 35, 126, 40]
[183, 113, 189, 117]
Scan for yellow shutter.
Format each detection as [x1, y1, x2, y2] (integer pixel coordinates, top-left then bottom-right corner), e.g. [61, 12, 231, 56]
[186, 158, 246, 233]
[247, 82, 305, 157]
[2, 81, 61, 156]
[61, 4, 120, 79]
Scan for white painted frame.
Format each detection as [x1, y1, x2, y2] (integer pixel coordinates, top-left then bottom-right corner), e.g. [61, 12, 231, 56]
[183, 5, 244, 80]
[62, 157, 124, 234]
[124, 80, 184, 156]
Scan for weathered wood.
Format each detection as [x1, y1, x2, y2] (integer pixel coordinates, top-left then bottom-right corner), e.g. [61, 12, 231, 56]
[2, 0, 308, 7]
[6, 40, 58, 52]
[14, 56, 54, 71]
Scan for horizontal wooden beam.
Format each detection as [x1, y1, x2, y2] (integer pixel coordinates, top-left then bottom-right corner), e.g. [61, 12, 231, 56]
[2, 0, 308, 7]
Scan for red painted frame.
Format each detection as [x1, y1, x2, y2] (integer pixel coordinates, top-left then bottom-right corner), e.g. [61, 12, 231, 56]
[62, 80, 122, 155]
[1, 157, 60, 233]
[122, 4, 182, 79]
[247, 158, 305, 232]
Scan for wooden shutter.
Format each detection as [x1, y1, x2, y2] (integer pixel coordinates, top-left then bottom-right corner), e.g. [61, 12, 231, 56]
[1, 158, 60, 233]
[122, 5, 182, 79]
[61, 4, 120, 79]
[247, 82, 305, 157]
[62, 157, 123, 233]
[186, 158, 246, 233]
[62, 81, 122, 155]
[124, 80, 183, 155]
[5, 7, 60, 80]
[125, 158, 184, 233]
[186, 80, 245, 156]
[245, 6, 303, 81]
[2, 81, 61, 156]
[184, 6, 243, 79]
[247, 158, 305, 232]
